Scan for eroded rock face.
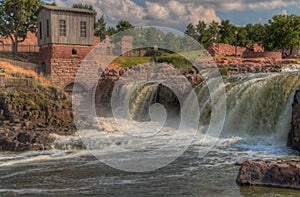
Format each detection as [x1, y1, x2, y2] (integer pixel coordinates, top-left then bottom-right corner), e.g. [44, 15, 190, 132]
[288, 87, 300, 150]
[236, 160, 300, 189]
[0, 86, 76, 151]
[214, 57, 282, 75]
[208, 43, 247, 57]
[0, 131, 55, 151]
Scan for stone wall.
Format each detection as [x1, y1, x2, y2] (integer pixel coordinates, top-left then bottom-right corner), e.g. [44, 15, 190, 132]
[243, 51, 282, 60]
[38, 44, 97, 88]
[208, 43, 246, 57]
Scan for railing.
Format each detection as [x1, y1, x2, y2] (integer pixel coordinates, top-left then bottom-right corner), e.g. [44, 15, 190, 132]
[0, 74, 33, 89]
[0, 57, 38, 72]
[5, 77, 33, 87]
[0, 44, 39, 53]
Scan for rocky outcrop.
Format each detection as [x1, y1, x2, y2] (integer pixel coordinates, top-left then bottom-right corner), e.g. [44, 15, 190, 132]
[208, 43, 246, 57]
[0, 86, 75, 151]
[215, 57, 282, 75]
[288, 87, 300, 150]
[95, 63, 204, 116]
[236, 160, 300, 189]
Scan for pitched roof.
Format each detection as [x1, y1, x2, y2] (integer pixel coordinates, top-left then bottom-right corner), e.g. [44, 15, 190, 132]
[36, 5, 94, 15]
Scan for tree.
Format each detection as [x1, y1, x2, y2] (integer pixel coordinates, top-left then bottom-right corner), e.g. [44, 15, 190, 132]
[185, 23, 196, 39]
[205, 21, 220, 47]
[106, 27, 117, 36]
[195, 21, 208, 45]
[237, 27, 248, 46]
[219, 20, 236, 45]
[94, 15, 106, 41]
[43, 1, 56, 6]
[72, 3, 97, 28]
[116, 20, 134, 33]
[244, 23, 266, 46]
[0, 0, 41, 58]
[265, 14, 300, 54]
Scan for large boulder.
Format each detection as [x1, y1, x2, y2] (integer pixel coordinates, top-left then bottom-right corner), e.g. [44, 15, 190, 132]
[288, 87, 300, 150]
[236, 160, 300, 189]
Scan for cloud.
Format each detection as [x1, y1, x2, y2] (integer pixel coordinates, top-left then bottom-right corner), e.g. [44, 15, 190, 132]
[149, 0, 300, 12]
[53, 0, 300, 31]
[145, 2, 169, 20]
[168, 1, 187, 16]
[55, 0, 222, 31]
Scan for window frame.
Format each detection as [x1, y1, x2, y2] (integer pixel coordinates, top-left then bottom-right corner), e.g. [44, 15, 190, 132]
[46, 19, 50, 38]
[59, 19, 66, 37]
[39, 22, 42, 40]
[80, 21, 87, 38]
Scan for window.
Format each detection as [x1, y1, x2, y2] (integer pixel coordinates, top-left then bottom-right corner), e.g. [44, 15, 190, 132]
[46, 20, 49, 38]
[72, 48, 77, 55]
[59, 20, 66, 36]
[39, 22, 42, 40]
[80, 21, 87, 37]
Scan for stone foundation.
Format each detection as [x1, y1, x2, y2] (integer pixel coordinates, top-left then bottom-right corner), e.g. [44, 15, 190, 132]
[38, 44, 97, 87]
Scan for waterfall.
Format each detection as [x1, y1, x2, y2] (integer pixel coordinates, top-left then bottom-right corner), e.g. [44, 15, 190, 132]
[112, 81, 159, 122]
[195, 74, 300, 140]
[129, 83, 159, 121]
[111, 74, 300, 142]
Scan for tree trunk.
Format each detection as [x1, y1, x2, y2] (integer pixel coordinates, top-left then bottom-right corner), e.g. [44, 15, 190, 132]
[13, 33, 18, 59]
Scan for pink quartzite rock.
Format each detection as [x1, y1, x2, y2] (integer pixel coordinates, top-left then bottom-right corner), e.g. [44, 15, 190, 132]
[236, 160, 300, 189]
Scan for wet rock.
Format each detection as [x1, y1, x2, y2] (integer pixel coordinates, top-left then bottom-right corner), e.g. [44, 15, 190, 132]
[288, 87, 300, 150]
[236, 160, 300, 189]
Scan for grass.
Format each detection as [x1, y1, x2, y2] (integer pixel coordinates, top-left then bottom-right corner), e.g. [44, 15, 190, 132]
[112, 52, 197, 73]
[113, 56, 152, 67]
[0, 61, 51, 87]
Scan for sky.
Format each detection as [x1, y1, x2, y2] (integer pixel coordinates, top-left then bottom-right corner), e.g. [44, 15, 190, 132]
[50, 0, 300, 31]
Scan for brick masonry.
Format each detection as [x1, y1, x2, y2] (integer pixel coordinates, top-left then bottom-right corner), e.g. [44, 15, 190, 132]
[38, 44, 97, 88]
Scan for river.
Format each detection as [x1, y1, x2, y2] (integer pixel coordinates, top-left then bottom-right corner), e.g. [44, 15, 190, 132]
[0, 73, 300, 196]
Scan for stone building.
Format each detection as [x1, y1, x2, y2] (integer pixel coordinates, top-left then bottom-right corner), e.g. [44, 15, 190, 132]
[36, 5, 97, 91]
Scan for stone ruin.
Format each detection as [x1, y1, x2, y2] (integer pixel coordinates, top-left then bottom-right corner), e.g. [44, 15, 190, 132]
[208, 43, 282, 60]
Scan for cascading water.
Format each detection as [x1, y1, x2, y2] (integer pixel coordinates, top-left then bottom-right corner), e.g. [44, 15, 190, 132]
[1, 73, 300, 196]
[195, 74, 300, 142]
[129, 82, 159, 121]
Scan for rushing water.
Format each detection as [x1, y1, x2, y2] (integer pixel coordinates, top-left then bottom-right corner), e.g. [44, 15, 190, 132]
[1, 73, 300, 196]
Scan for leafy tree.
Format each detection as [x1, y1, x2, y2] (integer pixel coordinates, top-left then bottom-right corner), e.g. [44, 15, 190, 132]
[106, 27, 117, 36]
[116, 20, 134, 33]
[185, 23, 196, 39]
[43, 1, 56, 6]
[205, 21, 220, 47]
[94, 15, 106, 41]
[237, 27, 248, 46]
[0, 0, 41, 58]
[265, 14, 300, 54]
[72, 3, 97, 28]
[245, 23, 266, 45]
[72, 3, 97, 16]
[219, 20, 236, 45]
[195, 21, 207, 45]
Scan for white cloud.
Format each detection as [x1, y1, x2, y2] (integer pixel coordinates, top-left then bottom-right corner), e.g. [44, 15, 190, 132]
[186, 5, 221, 24]
[168, 1, 186, 16]
[149, 0, 300, 12]
[53, 0, 300, 31]
[145, 2, 170, 20]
